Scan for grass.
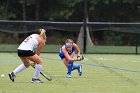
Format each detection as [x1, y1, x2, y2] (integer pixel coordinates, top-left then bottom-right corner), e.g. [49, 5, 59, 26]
[1, 44, 140, 54]
[0, 53, 140, 93]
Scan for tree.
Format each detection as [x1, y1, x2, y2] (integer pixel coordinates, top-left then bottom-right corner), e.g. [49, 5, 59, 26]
[0, 0, 16, 20]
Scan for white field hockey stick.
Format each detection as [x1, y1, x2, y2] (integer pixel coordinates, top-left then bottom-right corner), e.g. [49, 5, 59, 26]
[30, 63, 52, 81]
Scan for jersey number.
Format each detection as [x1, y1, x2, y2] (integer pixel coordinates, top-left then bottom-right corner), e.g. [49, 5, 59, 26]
[24, 36, 32, 42]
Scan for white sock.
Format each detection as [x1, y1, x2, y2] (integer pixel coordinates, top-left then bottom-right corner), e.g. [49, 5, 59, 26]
[33, 64, 42, 79]
[13, 64, 26, 75]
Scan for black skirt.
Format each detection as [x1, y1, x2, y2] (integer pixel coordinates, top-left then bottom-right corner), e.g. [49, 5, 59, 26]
[17, 49, 35, 57]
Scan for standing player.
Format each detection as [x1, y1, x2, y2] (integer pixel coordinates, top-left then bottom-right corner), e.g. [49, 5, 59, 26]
[59, 39, 83, 78]
[8, 29, 47, 83]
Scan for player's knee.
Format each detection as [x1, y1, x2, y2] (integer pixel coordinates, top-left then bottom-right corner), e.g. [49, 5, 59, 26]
[24, 64, 30, 68]
[36, 61, 43, 65]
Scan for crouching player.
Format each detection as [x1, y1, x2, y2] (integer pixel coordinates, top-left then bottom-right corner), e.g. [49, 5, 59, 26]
[59, 39, 83, 78]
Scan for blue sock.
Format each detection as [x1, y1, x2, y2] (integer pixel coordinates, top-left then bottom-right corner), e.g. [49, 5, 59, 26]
[67, 61, 73, 75]
[73, 65, 82, 73]
[73, 65, 80, 71]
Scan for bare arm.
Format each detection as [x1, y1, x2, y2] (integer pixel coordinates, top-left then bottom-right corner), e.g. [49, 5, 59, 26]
[73, 43, 81, 58]
[36, 37, 44, 56]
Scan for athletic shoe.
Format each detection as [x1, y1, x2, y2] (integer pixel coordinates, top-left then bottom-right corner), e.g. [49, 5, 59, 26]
[8, 72, 16, 82]
[78, 65, 82, 76]
[31, 78, 43, 83]
[66, 74, 71, 78]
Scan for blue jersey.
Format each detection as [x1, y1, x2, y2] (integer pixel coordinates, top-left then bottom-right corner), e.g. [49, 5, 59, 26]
[59, 45, 75, 59]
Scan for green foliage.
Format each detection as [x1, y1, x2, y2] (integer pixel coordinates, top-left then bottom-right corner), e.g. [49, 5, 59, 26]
[0, 32, 18, 44]
[0, 6, 16, 20]
[45, 0, 82, 21]
[103, 31, 124, 45]
[0, 0, 140, 21]
[90, 0, 140, 22]
[0, 0, 140, 46]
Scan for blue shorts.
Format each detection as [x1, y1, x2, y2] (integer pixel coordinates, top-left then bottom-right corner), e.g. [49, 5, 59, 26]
[59, 53, 65, 59]
[59, 47, 75, 60]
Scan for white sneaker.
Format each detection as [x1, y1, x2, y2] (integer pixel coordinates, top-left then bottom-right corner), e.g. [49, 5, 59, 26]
[8, 72, 16, 82]
[66, 74, 71, 78]
[31, 78, 43, 83]
[78, 65, 82, 76]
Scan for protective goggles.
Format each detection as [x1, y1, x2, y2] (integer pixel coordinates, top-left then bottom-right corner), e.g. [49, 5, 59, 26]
[65, 42, 73, 48]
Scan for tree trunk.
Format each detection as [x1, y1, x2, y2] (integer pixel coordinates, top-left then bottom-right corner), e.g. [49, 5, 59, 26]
[22, 0, 26, 20]
[35, 0, 40, 20]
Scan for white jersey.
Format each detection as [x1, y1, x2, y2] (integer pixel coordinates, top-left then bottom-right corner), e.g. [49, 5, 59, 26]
[18, 34, 39, 51]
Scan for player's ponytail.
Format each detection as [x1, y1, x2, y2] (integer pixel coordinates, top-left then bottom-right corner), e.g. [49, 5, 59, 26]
[39, 29, 47, 40]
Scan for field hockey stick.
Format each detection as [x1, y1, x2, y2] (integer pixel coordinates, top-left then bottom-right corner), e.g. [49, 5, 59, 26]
[30, 63, 52, 81]
[80, 52, 84, 61]
[40, 70, 52, 81]
[80, 55, 84, 60]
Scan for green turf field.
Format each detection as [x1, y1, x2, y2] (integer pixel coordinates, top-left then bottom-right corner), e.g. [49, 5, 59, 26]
[1, 44, 140, 54]
[0, 53, 140, 93]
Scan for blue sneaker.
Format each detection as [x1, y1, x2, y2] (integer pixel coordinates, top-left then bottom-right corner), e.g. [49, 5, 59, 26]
[78, 65, 82, 76]
[66, 74, 71, 78]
